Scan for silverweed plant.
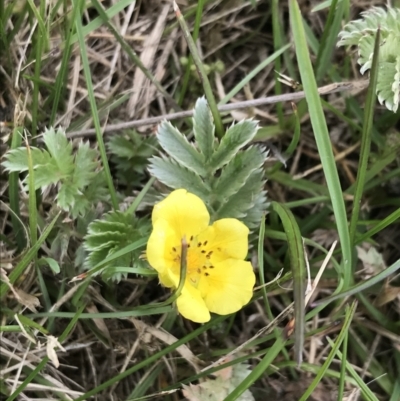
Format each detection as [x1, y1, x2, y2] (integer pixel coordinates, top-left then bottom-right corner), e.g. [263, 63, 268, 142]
[338, 6, 400, 112]
[148, 97, 269, 229]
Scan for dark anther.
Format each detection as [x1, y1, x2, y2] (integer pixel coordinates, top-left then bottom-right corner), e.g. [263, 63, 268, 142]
[205, 272, 209, 276]
[190, 235, 194, 241]
[203, 241, 208, 246]
[197, 242, 202, 247]
[201, 250, 206, 254]
[172, 247, 176, 252]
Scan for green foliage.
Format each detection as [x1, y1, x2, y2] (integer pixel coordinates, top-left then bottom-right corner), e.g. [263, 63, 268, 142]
[2, 128, 108, 218]
[338, 7, 400, 112]
[83, 210, 151, 281]
[107, 130, 157, 188]
[148, 97, 268, 228]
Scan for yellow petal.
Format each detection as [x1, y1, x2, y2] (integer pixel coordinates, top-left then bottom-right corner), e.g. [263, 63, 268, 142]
[146, 219, 180, 275]
[158, 268, 179, 288]
[152, 189, 210, 240]
[176, 283, 211, 323]
[199, 218, 249, 261]
[199, 259, 255, 315]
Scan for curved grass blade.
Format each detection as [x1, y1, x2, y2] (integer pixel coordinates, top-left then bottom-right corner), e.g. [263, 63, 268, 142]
[72, 315, 227, 401]
[173, 1, 224, 138]
[0, 211, 61, 299]
[73, 0, 118, 209]
[8, 127, 26, 250]
[224, 335, 287, 401]
[331, 338, 380, 401]
[272, 201, 306, 365]
[299, 301, 357, 401]
[314, 257, 400, 306]
[289, 0, 352, 288]
[349, 29, 380, 246]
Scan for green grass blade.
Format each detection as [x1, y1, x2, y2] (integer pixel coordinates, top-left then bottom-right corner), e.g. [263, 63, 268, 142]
[218, 44, 290, 106]
[315, 257, 400, 306]
[272, 201, 306, 365]
[173, 2, 223, 138]
[73, 0, 118, 210]
[177, 0, 204, 105]
[349, 30, 380, 246]
[329, 337, 380, 401]
[272, 0, 284, 125]
[26, 142, 37, 249]
[73, 315, 227, 401]
[224, 335, 287, 401]
[124, 176, 156, 215]
[0, 211, 61, 299]
[8, 127, 26, 250]
[315, 0, 344, 82]
[289, 0, 352, 288]
[69, 0, 135, 44]
[48, 2, 80, 124]
[299, 300, 357, 400]
[28, 0, 47, 139]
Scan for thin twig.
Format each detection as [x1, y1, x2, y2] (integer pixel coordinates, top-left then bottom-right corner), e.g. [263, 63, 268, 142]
[66, 80, 368, 138]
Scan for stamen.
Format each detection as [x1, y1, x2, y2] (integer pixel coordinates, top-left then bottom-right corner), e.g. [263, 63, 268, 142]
[205, 272, 209, 276]
[190, 235, 194, 241]
[201, 250, 206, 254]
[172, 247, 176, 252]
[203, 240, 208, 246]
[197, 268, 201, 273]
[197, 242, 202, 247]
[209, 265, 214, 268]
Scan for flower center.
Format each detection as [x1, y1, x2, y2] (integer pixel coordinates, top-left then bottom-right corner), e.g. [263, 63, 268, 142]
[170, 235, 214, 287]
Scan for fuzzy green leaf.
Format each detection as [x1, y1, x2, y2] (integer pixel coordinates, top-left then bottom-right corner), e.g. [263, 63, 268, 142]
[107, 132, 157, 187]
[209, 119, 259, 172]
[157, 121, 206, 175]
[338, 7, 400, 112]
[84, 210, 150, 281]
[73, 142, 99, 188]
[213, 146, 267, 200]
[1, 147, 51, 172]
[2, 127, 105, 217]
[43, 127, 75, 175]
[214, 169, 266, 227]
[192, 97, 215, 160]
[148, 155, 209, 199]
[377, 58, 400, 112]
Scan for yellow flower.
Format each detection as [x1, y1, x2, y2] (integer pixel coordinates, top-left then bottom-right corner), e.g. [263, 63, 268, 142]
[146, 189, 255, 323]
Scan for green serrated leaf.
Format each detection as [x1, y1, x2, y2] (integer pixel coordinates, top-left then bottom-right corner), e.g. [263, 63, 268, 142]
[214, 146, 266, 200]
[377, 59, 400, 112]
[215, 169, 266, 225]
[1, 147, 51, 172]
[338, 7, 400, 113]
[83, 210, 150, 281]
[148, 155, 209, 199]
[43, 127, 74, 175]
[209, 119, 259, 172]
[157, 121, 206, 175]
[192, 97, 215, 160]
[73, 142, 99, 188]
